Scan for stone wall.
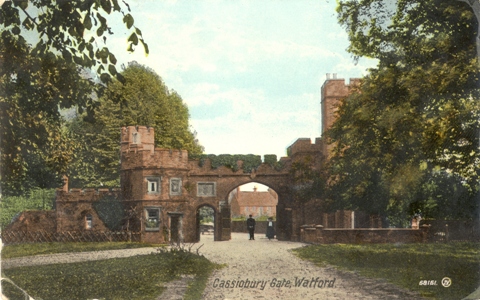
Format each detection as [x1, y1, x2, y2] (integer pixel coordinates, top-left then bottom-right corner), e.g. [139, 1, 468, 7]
[55, 189, 121, 232]
[300, 225, 430, 244]
[319, 210, 383, 229]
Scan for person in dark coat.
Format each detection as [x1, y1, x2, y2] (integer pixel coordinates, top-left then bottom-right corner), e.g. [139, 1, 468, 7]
[246, 214, 256, 240]
[266, 217, 275, 240]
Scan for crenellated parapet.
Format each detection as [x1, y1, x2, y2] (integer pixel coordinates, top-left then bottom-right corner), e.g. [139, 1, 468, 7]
[120, 125, 189, 170]
[121, 126, 155, 153]
[287, 138, 324, 158]
[55, 188, 122, 202]
[186, 154, 292, 175]
[321, 77, 360, 135]
[121, 148, 189, 170]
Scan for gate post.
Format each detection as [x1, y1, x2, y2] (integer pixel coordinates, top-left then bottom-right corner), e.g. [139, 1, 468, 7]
[219, 201, 231, 241]
[276, 204, 293, 241]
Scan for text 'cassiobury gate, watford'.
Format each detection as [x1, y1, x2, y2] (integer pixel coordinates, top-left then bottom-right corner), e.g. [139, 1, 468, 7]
[212, 277, 337, 290]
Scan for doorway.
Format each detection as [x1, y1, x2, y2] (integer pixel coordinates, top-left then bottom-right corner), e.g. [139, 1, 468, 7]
[196, 205, 215, 241]
[168, 212, 183, 245]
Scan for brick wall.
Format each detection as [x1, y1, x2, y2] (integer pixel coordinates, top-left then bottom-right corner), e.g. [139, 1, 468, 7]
[300, 225, 430, 244]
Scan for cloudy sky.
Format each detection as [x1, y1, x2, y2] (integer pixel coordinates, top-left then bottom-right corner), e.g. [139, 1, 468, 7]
[107, 0, 377, 159]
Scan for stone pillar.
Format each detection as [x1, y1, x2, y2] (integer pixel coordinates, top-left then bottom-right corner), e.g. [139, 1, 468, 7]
[315, 225, 324, 243]
[219, 202, 231, 241]
[62, 175, 68, 192]
[420, 224, 431, 243]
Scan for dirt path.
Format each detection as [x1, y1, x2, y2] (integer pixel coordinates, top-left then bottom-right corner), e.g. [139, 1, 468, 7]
[199, 233, 423, 299]
[1, 247, 156, 270]
[2, 233, 424, 299]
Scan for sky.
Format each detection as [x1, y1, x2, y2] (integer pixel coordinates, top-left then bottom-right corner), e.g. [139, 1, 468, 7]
[105, 0, 377, 159]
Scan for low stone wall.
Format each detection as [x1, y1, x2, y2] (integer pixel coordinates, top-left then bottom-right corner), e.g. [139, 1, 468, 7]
[300, 225, 430, 244]
[231, 221, 276, 234]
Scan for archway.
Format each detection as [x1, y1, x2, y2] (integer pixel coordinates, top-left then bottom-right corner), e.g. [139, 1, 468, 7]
[195, 204, 216, 242]
[228, 182, 279, 240]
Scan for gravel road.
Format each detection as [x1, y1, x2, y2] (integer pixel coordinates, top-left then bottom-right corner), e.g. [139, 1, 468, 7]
[199, 233, 423, 299]
[2, 233, 424, 299]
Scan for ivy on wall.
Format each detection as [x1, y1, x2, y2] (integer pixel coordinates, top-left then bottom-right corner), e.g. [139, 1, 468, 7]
[288, 157, 325, 204]
[189, 154, 285, 173]
[93, 194, 125, 231]
[264, 154, 285, 171]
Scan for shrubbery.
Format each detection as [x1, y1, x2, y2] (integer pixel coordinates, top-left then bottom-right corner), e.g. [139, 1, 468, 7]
[0, 188, 55, 229]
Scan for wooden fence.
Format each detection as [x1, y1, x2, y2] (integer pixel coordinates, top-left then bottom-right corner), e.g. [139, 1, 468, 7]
[0, 230, 141, 245]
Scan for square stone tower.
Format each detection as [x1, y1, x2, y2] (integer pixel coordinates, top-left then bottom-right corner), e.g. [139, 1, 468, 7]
[320, 74, 360, 155]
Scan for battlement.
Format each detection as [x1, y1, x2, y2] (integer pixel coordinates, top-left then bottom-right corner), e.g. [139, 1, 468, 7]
[287, 138, 323, 157]
[186, 155, 290, 174]
[321, 77, 360, 95]
[121, 147, 189, 170]
[121, 126, 155, 153]
[55, 188, 122, 202]
[320, 76, 360, 135]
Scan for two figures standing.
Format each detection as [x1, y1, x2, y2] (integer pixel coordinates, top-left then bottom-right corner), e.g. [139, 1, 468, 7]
[246, 215, 275, 240]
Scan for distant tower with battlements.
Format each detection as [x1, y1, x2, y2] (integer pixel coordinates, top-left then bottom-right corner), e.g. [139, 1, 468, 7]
[320, 74, 360, 155]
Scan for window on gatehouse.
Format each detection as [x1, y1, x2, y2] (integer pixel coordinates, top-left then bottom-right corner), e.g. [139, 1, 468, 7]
[145, 207, 161, 231]
[146, 177, 161, 194]
[170, 178, 182, 196]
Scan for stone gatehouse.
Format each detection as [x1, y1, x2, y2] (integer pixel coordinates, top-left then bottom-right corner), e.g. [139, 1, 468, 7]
[8, 76, 364, 244]
[51, 125, 325, 243]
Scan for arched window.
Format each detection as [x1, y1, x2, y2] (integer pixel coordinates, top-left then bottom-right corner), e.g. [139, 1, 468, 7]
[85, 214, 93, 230]
[132, 132, 141, 144]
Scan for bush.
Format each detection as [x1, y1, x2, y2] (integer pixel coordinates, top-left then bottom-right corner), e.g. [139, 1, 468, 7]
[1, 188, 55, 229]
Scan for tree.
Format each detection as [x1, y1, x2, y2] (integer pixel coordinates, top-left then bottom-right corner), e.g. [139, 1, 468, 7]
[198, 206, 214, 224]
[326, 0, 480, 225]
[0, 40, 93, 195]
[0, 1, 147, 196]
[67, 62, 204, 188]
[457, 0, 480, 64]
[108, 62, 204, 154]
[1, 0, 148, 84]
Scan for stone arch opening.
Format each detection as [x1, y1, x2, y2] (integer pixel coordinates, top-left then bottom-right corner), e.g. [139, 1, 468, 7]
[195, 204, 216, 242]
[226, 181, 280, 240]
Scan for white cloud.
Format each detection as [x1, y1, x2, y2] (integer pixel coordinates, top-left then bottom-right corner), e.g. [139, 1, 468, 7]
[102, 1, 371, 158]
[189, 87, 320, 158]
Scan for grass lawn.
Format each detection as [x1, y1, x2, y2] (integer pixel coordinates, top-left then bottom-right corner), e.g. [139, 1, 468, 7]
[2, 241, 165, 259]
[293, 242, 480, 299]
[2, 246, 221, 300]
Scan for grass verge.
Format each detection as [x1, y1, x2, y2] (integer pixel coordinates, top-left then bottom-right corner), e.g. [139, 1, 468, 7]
[293, 242, 480, 299]
[2, 242, 165, 259]
[2, 246, 221, 300]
